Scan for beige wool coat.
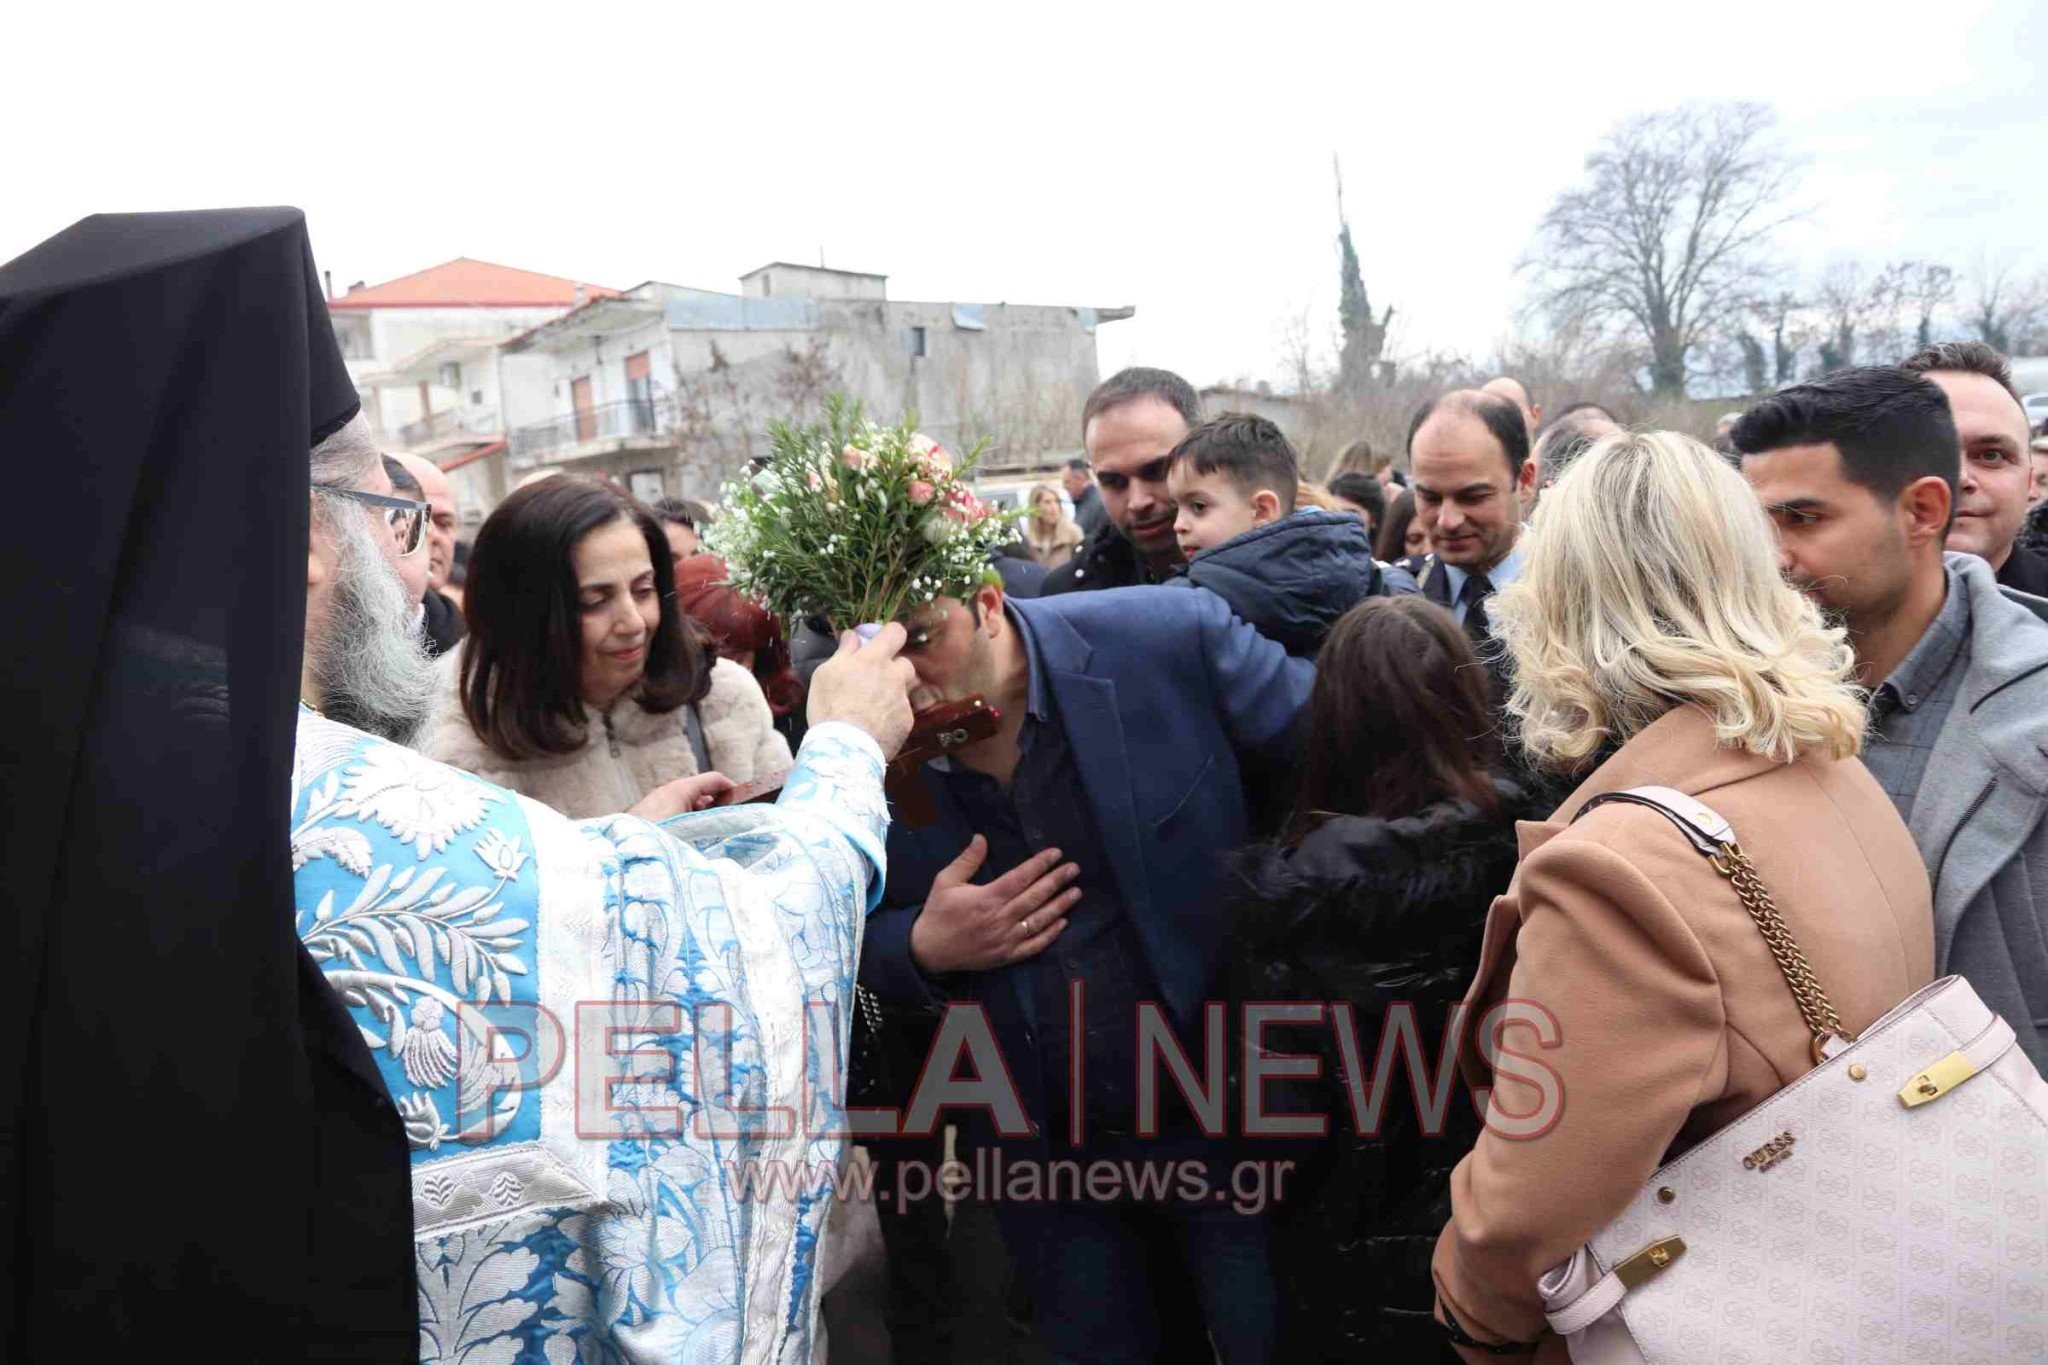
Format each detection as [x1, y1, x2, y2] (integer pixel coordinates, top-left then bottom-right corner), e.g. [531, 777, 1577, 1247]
[1024, 517, 1084, 570]
[1432, 704, 1934, 1359]
[421, 653, 792, 819]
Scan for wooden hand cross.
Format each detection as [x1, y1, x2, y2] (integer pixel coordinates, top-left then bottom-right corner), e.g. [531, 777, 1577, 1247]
[717, 696, 999, 827]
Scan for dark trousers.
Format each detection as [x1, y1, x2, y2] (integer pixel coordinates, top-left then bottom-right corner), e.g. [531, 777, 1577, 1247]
[870, 1124, 957, 1365]
[870, 1124, 1047, 1365]
[992, 1136, 1274, 1365]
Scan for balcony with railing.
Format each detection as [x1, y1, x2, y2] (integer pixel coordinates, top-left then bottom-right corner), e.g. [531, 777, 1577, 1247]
[397, 406, 501, 450]
[510, 397, 670, 464]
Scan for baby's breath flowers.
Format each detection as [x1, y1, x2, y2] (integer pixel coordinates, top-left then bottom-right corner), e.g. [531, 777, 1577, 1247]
[705, 397, 1017, 629]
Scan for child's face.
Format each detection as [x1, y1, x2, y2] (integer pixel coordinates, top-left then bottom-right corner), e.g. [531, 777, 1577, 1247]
[1169, 465, 1280, 555]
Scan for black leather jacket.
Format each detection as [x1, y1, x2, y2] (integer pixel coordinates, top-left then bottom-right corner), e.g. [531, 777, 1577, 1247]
[1226, 780, 1533, 1359]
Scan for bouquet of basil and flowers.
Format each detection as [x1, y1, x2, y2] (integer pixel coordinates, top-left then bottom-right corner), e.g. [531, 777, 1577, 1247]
[705, 397, 1018, 635]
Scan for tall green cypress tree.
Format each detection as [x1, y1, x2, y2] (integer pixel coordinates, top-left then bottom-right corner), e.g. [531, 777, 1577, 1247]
[1335, 158, 1392, 392]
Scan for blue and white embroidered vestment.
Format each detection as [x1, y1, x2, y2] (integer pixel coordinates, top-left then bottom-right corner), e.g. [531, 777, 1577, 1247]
[291, 708, 888, 1364]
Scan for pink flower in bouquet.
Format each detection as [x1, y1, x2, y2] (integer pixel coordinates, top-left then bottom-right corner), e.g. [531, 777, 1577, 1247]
[909, 433, 952, 472]
[841, 444, 869, 470]
[806, 470, 823, 491]
[908, 480, 936, 506]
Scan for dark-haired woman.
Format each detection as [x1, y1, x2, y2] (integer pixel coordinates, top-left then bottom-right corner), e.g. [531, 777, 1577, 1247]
[649, 495, 703, 563]
[1228, 595, 1536, 1360]
[1326, 469, 1385, 540]
[1374, 486, 1429, 575]
[422, 476, 790, 818]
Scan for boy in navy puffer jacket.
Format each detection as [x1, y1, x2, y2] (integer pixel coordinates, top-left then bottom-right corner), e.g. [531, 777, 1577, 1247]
[1165, 413, 1416, 656]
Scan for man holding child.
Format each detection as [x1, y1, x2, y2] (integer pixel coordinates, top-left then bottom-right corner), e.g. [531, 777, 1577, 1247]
[1041, 368, 1201, 595]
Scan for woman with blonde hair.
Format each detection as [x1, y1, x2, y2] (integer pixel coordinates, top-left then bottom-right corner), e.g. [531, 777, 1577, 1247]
[1022, 480, 1084, 569]
[1430, 431, 1934, 1359]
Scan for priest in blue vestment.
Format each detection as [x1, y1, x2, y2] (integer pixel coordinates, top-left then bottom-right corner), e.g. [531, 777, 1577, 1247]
[2, 206, 915, 1362]
[296, 412, 918, 1362]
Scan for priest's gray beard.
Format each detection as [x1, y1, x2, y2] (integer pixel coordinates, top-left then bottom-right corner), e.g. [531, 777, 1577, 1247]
[310, 498, 439, 746]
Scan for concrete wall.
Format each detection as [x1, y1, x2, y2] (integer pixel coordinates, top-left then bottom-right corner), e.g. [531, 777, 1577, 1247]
[460, 349, 505, 432]
[1200, 387, 1306, 435]
[665, 328, 814, 377]
[602, 300, 1110, 498]
[741, 264, 886, 302]
[441, 455, 501, 532]
[823, 301, 1103, 468]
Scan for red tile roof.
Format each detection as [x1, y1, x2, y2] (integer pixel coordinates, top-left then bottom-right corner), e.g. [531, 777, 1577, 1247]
[329, 258, 619, 310]
[439, 438, 507, 472]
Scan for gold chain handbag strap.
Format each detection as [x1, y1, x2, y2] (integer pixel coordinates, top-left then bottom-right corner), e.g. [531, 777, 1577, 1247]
[1578, 789, 1852, 1065]
[1706, 843, 1849, 1063]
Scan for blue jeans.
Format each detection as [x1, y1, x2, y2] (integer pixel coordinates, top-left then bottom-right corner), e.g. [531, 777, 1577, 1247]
[994, 1143, 1274, 1365]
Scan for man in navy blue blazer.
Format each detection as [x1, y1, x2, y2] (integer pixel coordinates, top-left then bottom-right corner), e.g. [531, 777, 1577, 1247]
[860, 578, 1313, 1364]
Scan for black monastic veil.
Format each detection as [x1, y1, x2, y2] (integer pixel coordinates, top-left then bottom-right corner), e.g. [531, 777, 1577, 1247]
[0, 210, 415, 1358]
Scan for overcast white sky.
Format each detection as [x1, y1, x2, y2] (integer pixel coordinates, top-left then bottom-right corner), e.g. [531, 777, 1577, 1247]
[6, 0, 2041, 387]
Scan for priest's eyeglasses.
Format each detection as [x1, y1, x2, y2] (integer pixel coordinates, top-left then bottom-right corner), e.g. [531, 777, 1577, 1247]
[336, 488, 431, 557]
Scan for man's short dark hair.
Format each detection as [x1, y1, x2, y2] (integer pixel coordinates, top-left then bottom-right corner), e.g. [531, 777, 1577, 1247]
[383, 454, 423, 501]
[1166, 413, 1300, 510]
[1064, 456, 1091, 475]
[1899, 339, 2023, 407]
[1728, 366, 1958, 503]
[1405, 390, 1530, 479]
[1082, 366, 1200, 438]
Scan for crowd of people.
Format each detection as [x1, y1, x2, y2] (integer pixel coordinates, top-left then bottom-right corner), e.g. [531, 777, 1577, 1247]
[8, 209, 2048, 1363]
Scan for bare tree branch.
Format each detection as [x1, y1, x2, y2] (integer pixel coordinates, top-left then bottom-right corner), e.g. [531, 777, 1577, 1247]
[1966, 252, 2048, 356]
[1524, 102, 1799, 398]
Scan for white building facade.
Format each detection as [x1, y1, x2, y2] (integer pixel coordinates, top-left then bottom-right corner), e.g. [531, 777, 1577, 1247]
[329, 257, 1128, 521]
[495, 263, 1130, 507]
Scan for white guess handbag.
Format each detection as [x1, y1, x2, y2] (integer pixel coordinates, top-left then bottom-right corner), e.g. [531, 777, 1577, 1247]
[1536, 787, 2048, 1363]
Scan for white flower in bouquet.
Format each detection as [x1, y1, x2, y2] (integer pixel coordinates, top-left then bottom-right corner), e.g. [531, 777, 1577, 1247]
[704, 396, 1019, 630]
[908, 433, 952, 473]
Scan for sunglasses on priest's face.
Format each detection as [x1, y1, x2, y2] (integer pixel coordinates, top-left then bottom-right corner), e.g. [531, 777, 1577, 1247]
[334, 487, 431, 558]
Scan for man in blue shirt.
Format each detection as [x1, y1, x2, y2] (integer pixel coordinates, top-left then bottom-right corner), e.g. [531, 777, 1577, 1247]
[861, 579, 1314, 1364]
[1409, 388, 1536, 653]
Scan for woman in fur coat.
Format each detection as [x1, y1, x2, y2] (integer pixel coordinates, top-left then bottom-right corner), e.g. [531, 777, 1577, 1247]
[1230, 595, 1537, 1360]
[421, 476, 790, 818]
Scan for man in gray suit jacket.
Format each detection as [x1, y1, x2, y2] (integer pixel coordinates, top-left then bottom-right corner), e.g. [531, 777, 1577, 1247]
[1737, 366, 2048, 1068]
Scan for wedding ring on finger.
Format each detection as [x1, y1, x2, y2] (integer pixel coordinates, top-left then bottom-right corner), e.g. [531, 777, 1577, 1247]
[1019, 915, 1033, 935]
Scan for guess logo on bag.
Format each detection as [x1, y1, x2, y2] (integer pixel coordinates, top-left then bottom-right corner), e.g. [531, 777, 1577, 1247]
[1743, 1131, 1797, 1172]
